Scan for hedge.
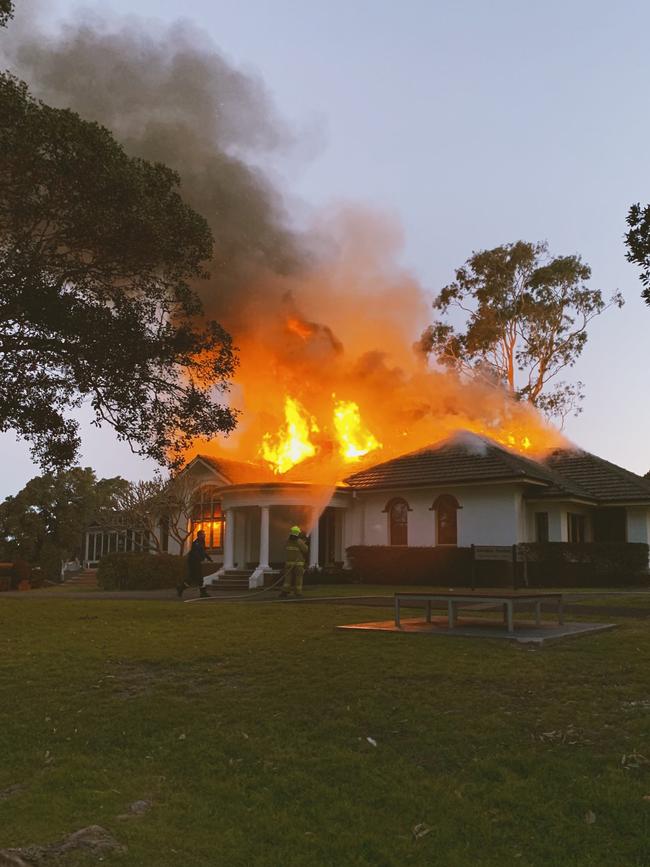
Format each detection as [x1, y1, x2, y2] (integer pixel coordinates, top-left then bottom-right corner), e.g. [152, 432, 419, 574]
[346, 543, 650, 588]
[346, 546, 473, 586]
[304, 565, 356, 586]
[97, 552, 216, 591]
[519, 542, 650, 588]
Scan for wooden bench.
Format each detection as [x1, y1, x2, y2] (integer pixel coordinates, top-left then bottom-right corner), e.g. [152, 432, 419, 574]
[394, 591, 564, 633]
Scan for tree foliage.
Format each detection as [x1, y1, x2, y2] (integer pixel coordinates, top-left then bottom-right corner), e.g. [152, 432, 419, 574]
[0, 467, 127, 577]
[0, 73, 238, 471]
[625, 203, 650, 305]
[419, 241, 623, 422]
[0, 1, 13, 28]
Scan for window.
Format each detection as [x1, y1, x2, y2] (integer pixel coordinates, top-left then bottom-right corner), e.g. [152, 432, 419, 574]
[386, 498, 409, 546]
[535, 512, 549, 543]
[568, 512, 586, 543]
[190, 489, 225, 551]
[432, 494, 460, 546]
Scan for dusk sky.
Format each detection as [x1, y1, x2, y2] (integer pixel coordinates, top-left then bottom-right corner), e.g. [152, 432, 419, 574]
[2, 0, 649, 496]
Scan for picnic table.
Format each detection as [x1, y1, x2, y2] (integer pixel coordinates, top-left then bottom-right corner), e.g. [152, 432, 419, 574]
[394, 591, 564, 633]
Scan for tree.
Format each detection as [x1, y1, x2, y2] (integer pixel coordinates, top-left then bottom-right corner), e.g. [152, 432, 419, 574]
[0, 1, 14, 28]
[109, 472, 198, 555]
[156, 474, 199, 556]
[106, 478, 166, 555]
[0, 468, 128, 578]
[0, 73, 238, 471]
[625, 204, 650, 305]
[418, 241, 623, 422]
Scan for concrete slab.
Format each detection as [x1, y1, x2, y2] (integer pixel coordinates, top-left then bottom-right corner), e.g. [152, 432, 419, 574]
[336, 616, 617, 645]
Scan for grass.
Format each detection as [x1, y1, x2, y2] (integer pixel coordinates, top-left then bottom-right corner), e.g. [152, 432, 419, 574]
[1, 597, 650, 866]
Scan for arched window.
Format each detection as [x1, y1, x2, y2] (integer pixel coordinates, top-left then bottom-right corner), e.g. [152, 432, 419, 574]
[190, 487, 225, 551]
[431, 495, 460, 546]
[384, 498, 410, 546]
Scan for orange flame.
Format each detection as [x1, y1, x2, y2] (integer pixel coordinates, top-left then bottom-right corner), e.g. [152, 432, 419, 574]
[333, 398, 382, 461]
[286, 316, 314, 340]
[260, 396, 319, 474]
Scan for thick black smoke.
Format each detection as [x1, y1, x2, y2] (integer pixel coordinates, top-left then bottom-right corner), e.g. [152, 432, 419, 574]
[2, 5, 306, 327]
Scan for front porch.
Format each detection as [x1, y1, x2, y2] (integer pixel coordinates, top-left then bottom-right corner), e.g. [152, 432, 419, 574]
[205, 483, 350, 588]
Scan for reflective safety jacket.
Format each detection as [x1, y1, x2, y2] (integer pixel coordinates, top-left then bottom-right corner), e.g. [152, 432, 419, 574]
[285, 535, 308, 566]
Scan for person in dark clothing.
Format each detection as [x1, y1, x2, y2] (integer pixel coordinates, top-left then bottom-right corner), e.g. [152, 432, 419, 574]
[177, 529, 213, 598]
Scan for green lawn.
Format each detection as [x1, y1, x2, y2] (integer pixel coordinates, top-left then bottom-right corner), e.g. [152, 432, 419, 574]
[1, 598, 650, 866]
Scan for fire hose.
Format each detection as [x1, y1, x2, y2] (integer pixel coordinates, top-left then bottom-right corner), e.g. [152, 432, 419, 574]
[183, 568, 293, 603]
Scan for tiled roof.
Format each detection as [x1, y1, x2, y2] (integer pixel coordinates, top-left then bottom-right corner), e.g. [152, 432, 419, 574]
[344, 432, 650, 505]
[540, 450, 650, 503]
[344, 433, 556, 490]
[187, 434, 650, 505]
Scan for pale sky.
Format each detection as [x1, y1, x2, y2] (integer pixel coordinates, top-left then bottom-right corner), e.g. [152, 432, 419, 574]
[2, 0, 649, 496]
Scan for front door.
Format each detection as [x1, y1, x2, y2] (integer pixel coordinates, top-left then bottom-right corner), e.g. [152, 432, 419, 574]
[318, 508, 338, 567]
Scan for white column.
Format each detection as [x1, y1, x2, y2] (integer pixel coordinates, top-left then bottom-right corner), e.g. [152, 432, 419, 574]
[309, 511, 320, 569]
[224, 508, 235, 570]
[248, 506, 270, 589]
[259, 506, 270, 570]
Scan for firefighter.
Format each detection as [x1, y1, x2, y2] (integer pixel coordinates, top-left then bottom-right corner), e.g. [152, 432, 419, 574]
[177, 529, 213, 598]
[280, 525, 308, 599]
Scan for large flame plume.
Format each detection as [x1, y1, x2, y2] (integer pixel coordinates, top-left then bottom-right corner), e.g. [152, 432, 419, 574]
[189, 209, 567, 481]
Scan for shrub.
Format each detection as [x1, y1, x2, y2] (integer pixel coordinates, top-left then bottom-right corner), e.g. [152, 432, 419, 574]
[304, 565, 356, 586]
[346, 543, 650, 588]
[38, 540, 65, 583]
[97, 552, 187, 590]
[520, 543, 649, 587]
[346, 546, 474, 586]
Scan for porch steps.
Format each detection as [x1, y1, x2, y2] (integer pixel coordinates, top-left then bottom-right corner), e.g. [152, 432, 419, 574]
[210, 569, 283, 592]
[211, 570, 252, 592]
[63, 569, 98, 588]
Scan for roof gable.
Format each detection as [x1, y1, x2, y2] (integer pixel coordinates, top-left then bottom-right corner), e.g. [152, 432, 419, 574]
[181, 455, 275, 486]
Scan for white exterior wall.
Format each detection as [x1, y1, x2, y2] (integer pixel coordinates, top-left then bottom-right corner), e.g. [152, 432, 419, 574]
[525, 502, 597, 542]
[166, 536, 182, 556]
[351, 484, 524, 547]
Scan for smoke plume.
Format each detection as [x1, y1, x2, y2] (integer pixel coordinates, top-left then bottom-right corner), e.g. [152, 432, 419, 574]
[3, 5, 304, 319]
[2, 5, 566, 479]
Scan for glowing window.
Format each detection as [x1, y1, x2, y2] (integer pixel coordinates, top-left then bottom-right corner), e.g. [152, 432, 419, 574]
[191, 490, 225, 551]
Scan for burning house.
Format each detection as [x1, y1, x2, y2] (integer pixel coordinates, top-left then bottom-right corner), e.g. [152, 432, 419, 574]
[21, 17, 648, 585]
[168, 431, 650, 589]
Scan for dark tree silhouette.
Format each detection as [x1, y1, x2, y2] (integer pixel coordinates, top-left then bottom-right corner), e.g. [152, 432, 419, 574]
[626, 204, 650, 306]
[0, 74, 238, 470]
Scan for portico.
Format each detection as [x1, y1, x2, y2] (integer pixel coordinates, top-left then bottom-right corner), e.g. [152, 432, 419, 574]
[205, 483, 351, 587]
